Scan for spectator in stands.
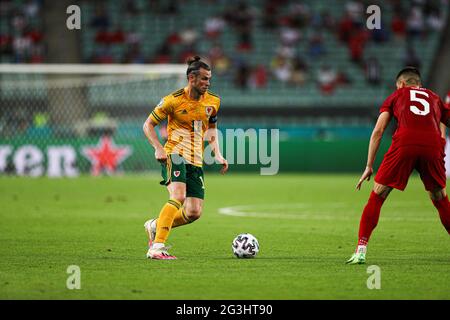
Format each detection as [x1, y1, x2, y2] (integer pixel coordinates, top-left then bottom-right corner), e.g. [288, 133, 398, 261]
[285, 2, 311, 29]
[122, 43, 145, 64]
[249, 65, 268, 89]
[271, 54, 292, 84]
[204, 15, 226, 39]
[110, 27, 125, 44]
[290, 56, 308, 86]
[308, 31, 325, 58]
[262, 0, 279, 29]
[234, 58, 251, 90]
[345, 0, 364, 25]
[336, 69, 352, 87]
[23, 0, 39, 19]
[317, 65, 338, 95]
[365, 56, 382, 86]
[425, 8, 445, 31]
[403, 44, 421, 70]
[320, 10, 336, 31]
[276, 44, 295, 60]
[391, 12, 406, 38]
[224, 1, 254, 30]
[338, 12, 354, 43]
[224, 2, 255, 51]
[90, 4, 110, 29]
[152, 39, 172, 64]
[11, 10, 27, 33]
[424, 0, 445, 31]
[90, 45, 114, 64]
[0, 34, 13, 55]
[178, 45, 197, 64]
[207, 43, 231, 75]
[280, 26, 302, 47]
[371, 20, 390, 43]
[125, 31, 142, 46]
[236, 27, 253, 51]
[95, 27, 111, 44]
[13, 31, 32, 62]
[179, 26, 198, 47]
[24, 26, 43, 44]
[348, 29, 369, 64]
[29, 43, 44, 63]
[406, 6, 425, 40]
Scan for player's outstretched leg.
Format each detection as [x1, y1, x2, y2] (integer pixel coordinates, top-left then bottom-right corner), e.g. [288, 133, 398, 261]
[144, 202, 197, 255]
[146, 198, 182, 260]
[144, 206, 193, 247]
[347, 188, 389, 265]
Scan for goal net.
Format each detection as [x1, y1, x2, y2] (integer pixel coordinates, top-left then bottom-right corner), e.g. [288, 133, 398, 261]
[0, 64, 185, 177]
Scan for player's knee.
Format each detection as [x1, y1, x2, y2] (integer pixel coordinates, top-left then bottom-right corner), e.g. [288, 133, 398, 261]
[429, 188, 446, 201]
[170, 192, 186, 204]
[373, 183, 392, 199]
[186, 206, 202, 221]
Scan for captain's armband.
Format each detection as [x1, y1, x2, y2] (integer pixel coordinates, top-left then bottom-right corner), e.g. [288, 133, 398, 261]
[209, 115, 218, 124]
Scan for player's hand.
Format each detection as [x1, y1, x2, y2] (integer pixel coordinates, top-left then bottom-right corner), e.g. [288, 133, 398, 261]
[356, 166, 373, 190]
[216, 155, 228, 175]
[155, 147, 167, 163]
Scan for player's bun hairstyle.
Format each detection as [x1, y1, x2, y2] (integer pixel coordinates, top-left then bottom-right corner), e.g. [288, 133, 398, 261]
[396, 66, 421, 81]
[186, 56, 210, 78]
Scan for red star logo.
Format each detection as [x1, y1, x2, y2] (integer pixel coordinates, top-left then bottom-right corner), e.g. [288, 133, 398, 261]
[82, 136, 132, 176]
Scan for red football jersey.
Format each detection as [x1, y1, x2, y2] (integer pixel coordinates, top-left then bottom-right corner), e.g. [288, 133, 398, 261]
[379, 87, 450, 147]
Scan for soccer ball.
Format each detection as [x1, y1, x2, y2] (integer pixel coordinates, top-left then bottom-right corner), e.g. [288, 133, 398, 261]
[232, 233, 259, 258]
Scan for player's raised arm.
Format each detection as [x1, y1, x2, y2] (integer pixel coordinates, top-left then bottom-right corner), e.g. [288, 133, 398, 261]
[357, 111, 391, 190]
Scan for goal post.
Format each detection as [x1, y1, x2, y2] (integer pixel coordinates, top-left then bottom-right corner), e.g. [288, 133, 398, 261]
[0, 64, 186, 177]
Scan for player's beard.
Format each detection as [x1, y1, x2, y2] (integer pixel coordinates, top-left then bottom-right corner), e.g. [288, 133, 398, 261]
[195, 85, 207, 96]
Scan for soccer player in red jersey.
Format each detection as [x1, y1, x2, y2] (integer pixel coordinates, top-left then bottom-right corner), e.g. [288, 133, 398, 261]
[346, 67, 450, 264]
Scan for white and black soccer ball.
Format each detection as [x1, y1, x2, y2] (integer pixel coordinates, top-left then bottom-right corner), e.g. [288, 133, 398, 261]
[232, 233, 259, 258]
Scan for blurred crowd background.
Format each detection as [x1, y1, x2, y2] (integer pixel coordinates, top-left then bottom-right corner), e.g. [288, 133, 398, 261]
[0, 0, 449, 175]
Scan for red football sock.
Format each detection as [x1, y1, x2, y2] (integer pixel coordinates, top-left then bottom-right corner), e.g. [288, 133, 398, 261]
[358, 191, 386, 246]
[432, 195, 450, 234]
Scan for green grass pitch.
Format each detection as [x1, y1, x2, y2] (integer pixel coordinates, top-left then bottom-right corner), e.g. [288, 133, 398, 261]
[1, 173, 449, 299]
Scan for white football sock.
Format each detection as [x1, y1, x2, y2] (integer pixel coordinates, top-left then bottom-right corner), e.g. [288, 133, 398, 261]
[356, 245, 367, 254]
[152, 242, 165, 250]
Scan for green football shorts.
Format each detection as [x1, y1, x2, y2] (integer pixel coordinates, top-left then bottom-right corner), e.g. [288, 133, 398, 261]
[160, 154, 205, 199]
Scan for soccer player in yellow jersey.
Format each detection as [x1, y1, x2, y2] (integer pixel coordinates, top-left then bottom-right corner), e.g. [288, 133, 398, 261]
[143, 56, 228, 259]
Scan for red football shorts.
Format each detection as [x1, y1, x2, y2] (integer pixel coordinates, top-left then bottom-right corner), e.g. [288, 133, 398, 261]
[375, 144, 446, 191]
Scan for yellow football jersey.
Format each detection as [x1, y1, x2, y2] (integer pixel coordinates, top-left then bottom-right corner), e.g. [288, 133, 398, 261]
[149, 87, 220, 167]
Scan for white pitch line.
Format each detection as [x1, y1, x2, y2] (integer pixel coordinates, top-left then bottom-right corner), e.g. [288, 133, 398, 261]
[218, 203, 439, 222]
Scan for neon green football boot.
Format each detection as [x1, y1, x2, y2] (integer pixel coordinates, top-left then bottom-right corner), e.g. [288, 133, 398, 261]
[345, 252, 366, 265]
[346, 245, 367, 264]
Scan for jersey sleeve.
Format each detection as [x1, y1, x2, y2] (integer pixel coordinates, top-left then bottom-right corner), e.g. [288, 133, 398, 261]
[149, 96, 173, 125]
[209, 98, 220, 124]
[379, 90, 397, 114]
